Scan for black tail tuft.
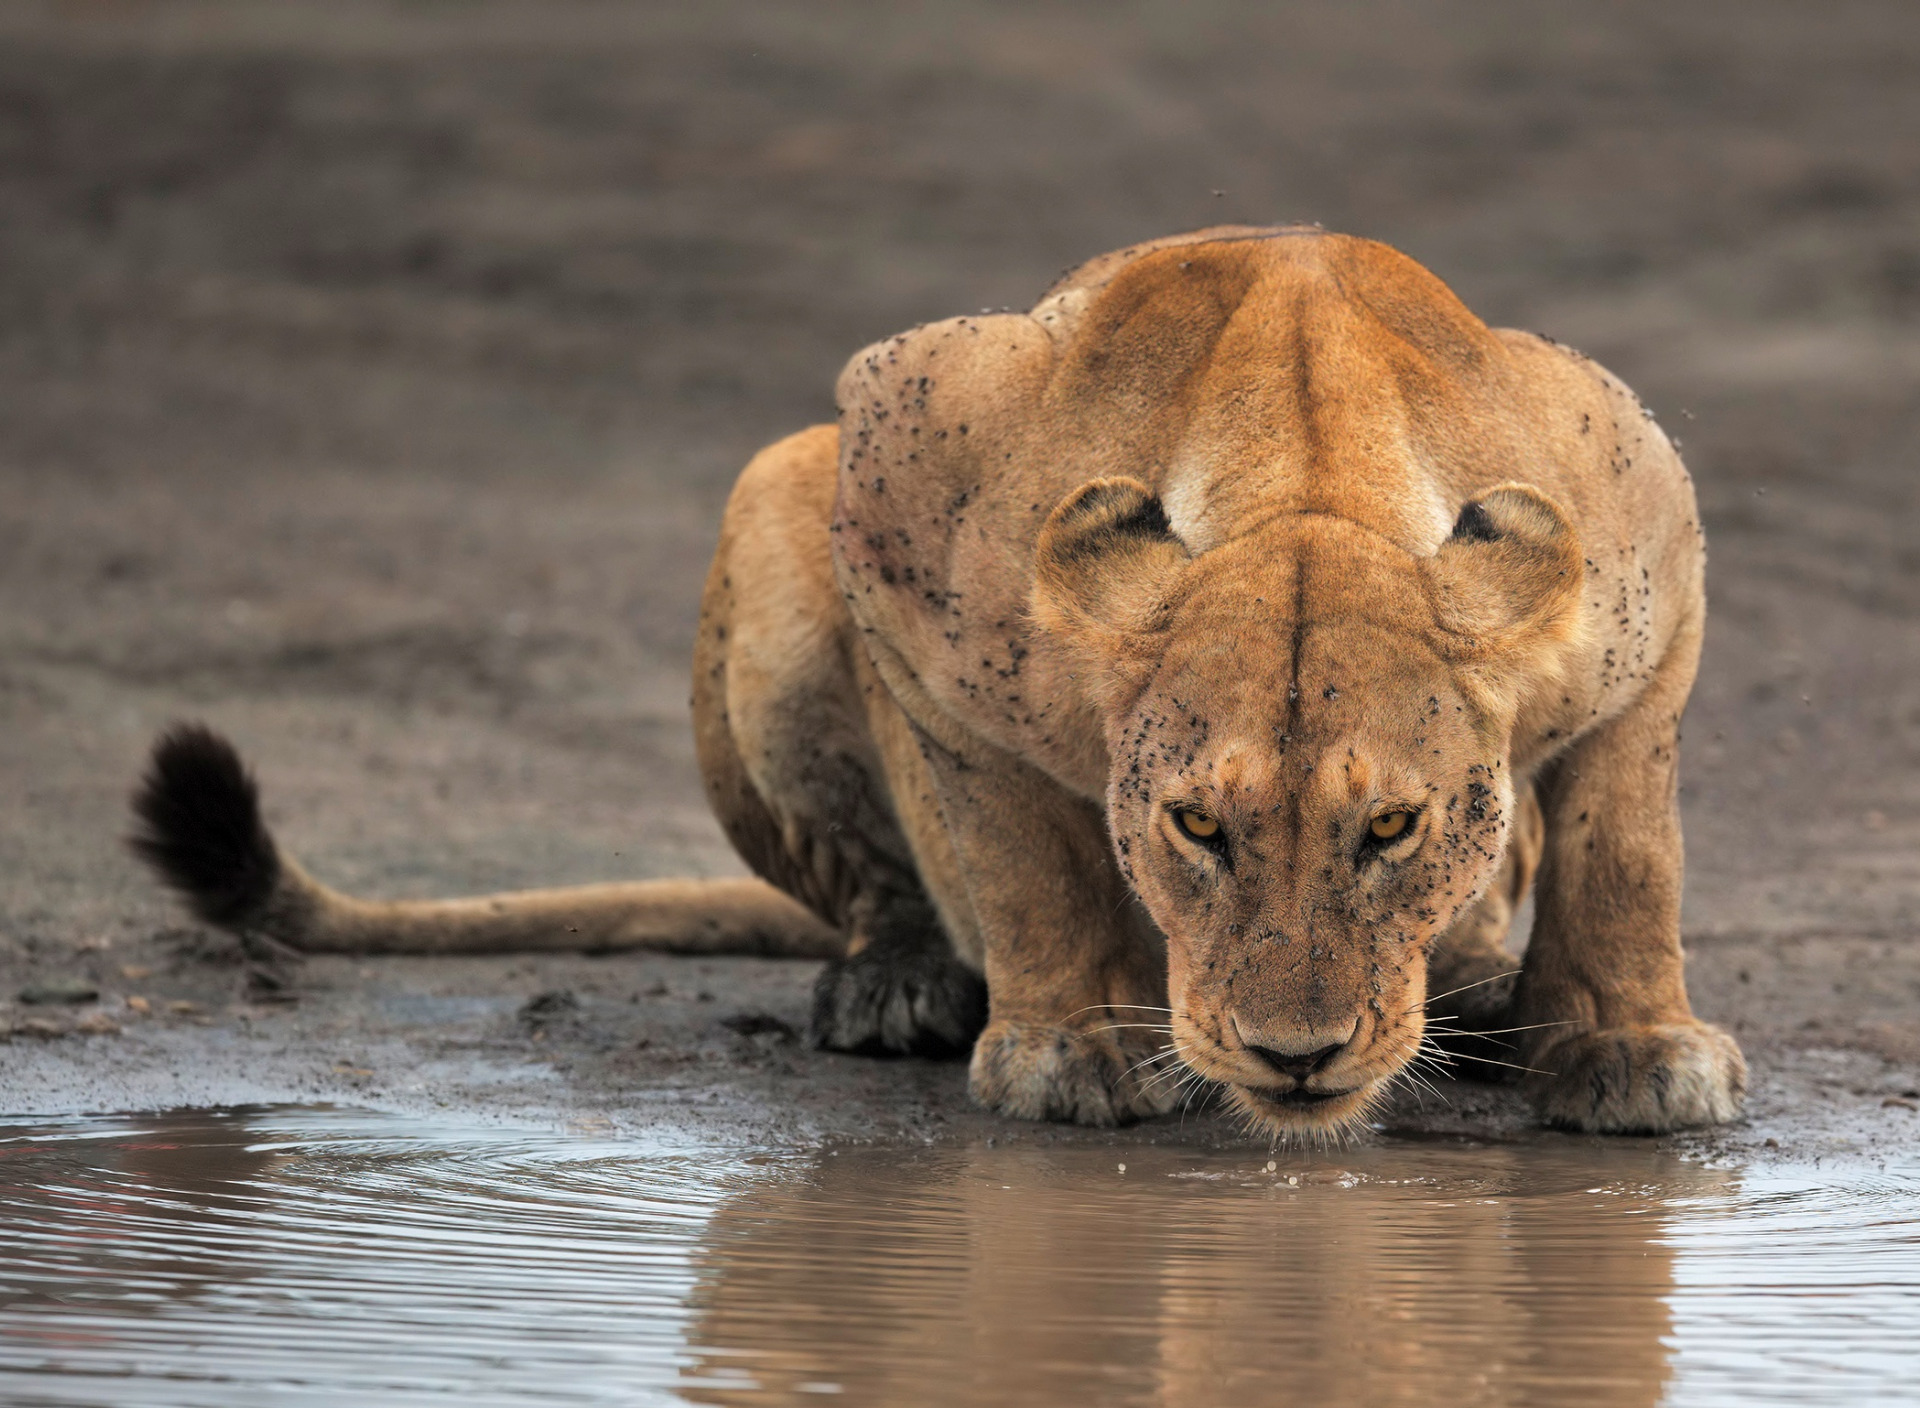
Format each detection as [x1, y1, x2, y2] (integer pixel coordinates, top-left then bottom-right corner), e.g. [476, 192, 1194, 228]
[129, 723, 281, 928]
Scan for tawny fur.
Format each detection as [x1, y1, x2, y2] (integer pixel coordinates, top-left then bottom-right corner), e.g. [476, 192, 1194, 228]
[824, 226, 1741, 1135]
[132, 226, 1745, 1137]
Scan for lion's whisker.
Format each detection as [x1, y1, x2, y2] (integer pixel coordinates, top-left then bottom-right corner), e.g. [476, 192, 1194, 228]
[1398, 1064, 1449, 1107]
[1137, 1048, 1198, 1093]
[1141, 1058, 1204, 1100]
[1434, 1049, 1554, 1076]
[1121, 1046, 1187, 1082]
[1436, 1020, 1573, 1037]
[1063, 1002, 1176, 1022]
[1160, 1068, 1213, 1130]
[1417, 1015, 1574, 1073]
[1419, 1017, 1574, 1039]
[1404, 968, 1523, 1016]
[1177, 1072, 1215, 1123]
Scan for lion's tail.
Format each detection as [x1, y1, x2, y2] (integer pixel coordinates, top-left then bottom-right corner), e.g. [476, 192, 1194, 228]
[128, 723, 845, 959]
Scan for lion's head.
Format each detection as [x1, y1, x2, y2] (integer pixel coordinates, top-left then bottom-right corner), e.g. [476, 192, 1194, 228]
[1032, 477, 1586, 1135]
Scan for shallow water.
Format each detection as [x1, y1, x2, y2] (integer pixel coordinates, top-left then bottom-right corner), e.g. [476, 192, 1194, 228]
[0, 1109, 1915, 1407]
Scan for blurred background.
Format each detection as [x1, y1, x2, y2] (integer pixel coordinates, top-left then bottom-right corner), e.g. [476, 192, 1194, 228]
[1, 0, 1914, 980]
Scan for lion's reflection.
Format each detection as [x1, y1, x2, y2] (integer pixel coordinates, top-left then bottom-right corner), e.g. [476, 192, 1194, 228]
[679, 1139, 1730, 1407]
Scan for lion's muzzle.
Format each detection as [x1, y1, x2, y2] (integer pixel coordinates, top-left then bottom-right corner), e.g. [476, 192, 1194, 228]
[1178, 1004, 1421, 1136]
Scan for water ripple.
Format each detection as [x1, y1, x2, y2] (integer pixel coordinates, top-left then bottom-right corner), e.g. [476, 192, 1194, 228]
[0, 1109, 1915, 1406]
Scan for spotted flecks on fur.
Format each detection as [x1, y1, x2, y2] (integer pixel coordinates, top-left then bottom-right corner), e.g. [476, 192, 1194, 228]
[128, 723, 281, 927]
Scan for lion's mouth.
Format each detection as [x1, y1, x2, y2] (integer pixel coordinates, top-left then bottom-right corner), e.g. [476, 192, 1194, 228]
[1244, 1085, 1354, 1111]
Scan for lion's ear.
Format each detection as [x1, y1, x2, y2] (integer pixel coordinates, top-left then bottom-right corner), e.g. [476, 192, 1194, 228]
[1031, 478, 1191, 700]
[1423, 484, 1586, 721]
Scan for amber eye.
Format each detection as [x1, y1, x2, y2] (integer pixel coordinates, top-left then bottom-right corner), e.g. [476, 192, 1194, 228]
[1369, 811, 1414, 841]
[1174, 809, 1221, 842]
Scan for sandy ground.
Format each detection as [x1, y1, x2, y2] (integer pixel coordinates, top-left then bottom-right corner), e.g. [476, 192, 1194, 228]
[1, 0, 1916, 1161]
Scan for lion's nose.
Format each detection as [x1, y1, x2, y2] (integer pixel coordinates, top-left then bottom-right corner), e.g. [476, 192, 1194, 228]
[1244, 1041, 1347, 1082]
[1232, 1014, 1359, 1083]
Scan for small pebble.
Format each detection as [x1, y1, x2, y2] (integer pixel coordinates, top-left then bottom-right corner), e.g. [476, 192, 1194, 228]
[124, 995, 151, 1014]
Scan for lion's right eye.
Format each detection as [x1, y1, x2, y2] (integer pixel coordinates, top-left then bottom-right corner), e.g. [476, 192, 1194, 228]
[1173, 809, 1222, 843]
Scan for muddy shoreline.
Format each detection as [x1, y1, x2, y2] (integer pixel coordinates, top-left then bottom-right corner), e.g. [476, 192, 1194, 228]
[2, 1, 1916, 1165]
[4, 935, 1918, 1166]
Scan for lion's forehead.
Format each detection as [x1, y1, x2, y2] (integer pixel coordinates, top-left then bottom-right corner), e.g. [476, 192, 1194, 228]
[1147, 616, 1462, 736]
[1124, 649, 1494, 847]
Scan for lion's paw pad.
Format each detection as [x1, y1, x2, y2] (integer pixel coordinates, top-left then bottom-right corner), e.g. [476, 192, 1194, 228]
[1536, 1021, 1746, 1133]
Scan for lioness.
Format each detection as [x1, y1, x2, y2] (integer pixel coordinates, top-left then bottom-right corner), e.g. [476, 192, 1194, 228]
[133, 226, 1744, 1137]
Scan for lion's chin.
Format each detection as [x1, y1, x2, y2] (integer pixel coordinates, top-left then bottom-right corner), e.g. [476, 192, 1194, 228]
[1229, 1080, 1383, 1139]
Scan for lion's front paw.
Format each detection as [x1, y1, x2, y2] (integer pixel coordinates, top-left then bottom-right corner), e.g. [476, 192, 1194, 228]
[968, 1019, 1178, 1126]
[1535, 1020, 1746, 1134]
[809, 941, 988, 1059]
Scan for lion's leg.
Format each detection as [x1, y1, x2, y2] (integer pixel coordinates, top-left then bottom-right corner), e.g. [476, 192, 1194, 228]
[1423, 783, 1542, 1067]
[897, 726, 1173, 1127]
[695, 426, 984, 1056]
[1514, 614, 1745, 1133]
